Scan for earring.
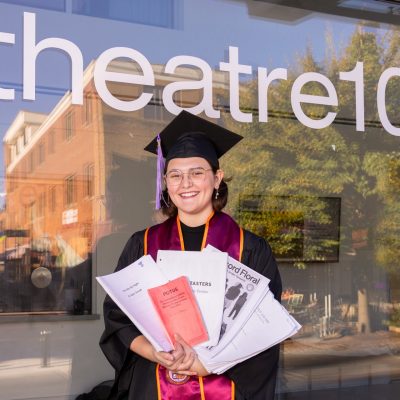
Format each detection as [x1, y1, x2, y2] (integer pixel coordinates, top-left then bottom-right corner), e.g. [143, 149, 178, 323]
[161, 190, 171, 207]
[215, 188, 219, 200]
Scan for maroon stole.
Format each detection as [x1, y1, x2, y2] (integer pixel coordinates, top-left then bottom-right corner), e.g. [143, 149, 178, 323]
[144, 212, 244, 400]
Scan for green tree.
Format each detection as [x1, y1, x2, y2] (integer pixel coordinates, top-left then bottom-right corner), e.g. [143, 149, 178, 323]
[222, 25, 400, 334]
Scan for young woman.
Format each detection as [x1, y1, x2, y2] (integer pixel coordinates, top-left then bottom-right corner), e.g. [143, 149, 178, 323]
[100, 111, 282, 400]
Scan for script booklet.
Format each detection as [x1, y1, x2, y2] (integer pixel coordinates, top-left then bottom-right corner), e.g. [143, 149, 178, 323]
[148, 276, 209, 347]
[198, 291, 301, 374]
[96, 255, 174, 352]
[202, 245, 271, 356]
[157, 250, 228, 346]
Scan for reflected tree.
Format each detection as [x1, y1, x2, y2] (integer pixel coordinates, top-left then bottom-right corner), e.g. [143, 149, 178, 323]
[223, 25, 400, 334]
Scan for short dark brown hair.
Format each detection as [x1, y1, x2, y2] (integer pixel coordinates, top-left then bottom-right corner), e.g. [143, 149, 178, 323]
[160, 166, 229, 218]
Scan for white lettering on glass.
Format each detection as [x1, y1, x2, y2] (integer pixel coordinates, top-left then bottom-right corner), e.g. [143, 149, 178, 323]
[258, 67, 287, 122]
[339, 62, 364, 131]
[220, 46, 253, 123]
[0, 12, 399, 138]
[163, 55, 219, 118]
[377, 67, 400, 136]
[23, 12, 83, 104]
[291, 72, 338, 129]
[94, 47, 154, 112]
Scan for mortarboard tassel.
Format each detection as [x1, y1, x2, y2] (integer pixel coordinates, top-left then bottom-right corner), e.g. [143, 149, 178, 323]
[155, 134, 165, 210]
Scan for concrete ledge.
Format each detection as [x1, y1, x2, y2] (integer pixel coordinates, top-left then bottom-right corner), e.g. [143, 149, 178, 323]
[0, 313, 100, 323]
[280, 381, 400, 400]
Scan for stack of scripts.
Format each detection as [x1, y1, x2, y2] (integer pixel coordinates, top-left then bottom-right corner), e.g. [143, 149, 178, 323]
[97, 245, 301, 374]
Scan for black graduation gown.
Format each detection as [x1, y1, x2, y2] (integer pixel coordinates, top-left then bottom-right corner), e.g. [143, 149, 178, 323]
[100, 228, 282, 400]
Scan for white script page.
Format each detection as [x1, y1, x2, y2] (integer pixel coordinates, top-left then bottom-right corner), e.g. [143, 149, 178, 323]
[97, 255, 173, 352]
[157, 250, 228, 347]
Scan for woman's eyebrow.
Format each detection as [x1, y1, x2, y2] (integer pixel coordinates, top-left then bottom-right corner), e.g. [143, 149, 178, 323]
[167, 166, 204, 172]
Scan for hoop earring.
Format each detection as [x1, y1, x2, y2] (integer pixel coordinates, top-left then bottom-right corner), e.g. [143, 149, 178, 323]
[215, 188, 219, 200]
[167, 192, 171, 207]
[161, 190, 170, 207]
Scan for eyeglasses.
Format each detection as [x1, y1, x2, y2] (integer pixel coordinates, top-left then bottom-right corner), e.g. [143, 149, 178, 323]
[165, 167, 213, 186]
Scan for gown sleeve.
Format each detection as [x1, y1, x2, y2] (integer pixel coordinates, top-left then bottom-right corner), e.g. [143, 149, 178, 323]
[224, 230, 282, 400]
[99, 230, 146, 393]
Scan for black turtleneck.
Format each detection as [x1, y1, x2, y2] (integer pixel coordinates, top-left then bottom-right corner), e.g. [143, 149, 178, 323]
[180, 221, 205, 251]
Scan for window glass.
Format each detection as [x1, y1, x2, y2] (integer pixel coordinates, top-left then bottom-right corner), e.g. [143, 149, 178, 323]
[1, 1, 400, 399]
[64, 112, 74, 141]
[72, 0, 177, 28]
[0, 0, 65, 11]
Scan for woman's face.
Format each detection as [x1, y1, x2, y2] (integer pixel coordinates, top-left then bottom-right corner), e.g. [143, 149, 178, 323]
[166, 157, 223, 224]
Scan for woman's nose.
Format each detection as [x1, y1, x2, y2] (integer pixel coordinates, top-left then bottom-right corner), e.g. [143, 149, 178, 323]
[181, 172, 193, 187]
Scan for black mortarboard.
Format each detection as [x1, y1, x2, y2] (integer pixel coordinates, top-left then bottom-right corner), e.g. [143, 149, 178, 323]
[144, 110, 243, 209]
[144, 110, 243, 167]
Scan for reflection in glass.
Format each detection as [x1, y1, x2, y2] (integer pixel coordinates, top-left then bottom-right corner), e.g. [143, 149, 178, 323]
[72, 0, 178, 28]
[220, 23, 400, 394]
[0, 4, 400, 397]
[239, 195, 340, 263]
[0, 60, 189, 315]
[0, 0, 65, 11]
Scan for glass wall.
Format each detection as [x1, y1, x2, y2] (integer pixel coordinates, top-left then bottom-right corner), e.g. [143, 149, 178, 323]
[0, 1, 399, 399]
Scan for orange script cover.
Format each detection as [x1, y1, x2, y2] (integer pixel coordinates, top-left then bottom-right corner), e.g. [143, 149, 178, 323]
[148, 276, 208, 347]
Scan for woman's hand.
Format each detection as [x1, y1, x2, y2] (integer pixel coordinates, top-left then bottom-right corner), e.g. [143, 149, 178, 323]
[130, 335, 197, 375]
[173, 334, 209, 377]
[152, 340, 196, 374]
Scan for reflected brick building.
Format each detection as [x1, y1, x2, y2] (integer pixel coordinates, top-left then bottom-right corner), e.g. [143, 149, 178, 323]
[1, 60, 228, 313]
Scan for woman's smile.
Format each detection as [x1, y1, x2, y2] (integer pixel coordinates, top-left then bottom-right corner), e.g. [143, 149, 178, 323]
[179, 191, 199, 198]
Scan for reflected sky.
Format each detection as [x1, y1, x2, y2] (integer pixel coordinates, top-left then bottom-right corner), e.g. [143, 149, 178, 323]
[0, 0, 358, 123]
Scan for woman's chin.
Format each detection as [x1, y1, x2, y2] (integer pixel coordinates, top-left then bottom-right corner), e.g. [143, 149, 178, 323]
[177, 204, 213, 219]
[177, 204, 201, 215]
[175, 198, 201, 212]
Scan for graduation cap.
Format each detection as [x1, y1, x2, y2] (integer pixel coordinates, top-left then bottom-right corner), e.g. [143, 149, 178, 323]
[144, 110, 243, 209]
